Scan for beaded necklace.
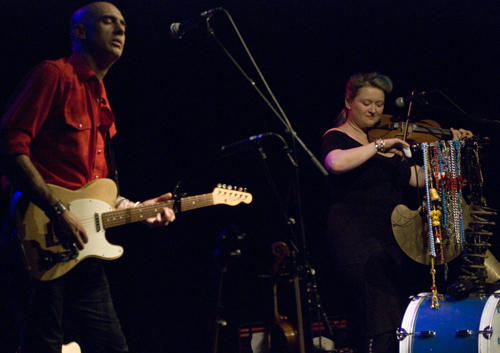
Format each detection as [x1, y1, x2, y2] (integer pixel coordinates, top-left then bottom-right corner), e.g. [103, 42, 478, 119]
[422, 139, 465, 309]
[454, 140, 466, 247]
[421, 143, 436, 257]
[429, 144, 444, 262]
[424, 142, 442, 309]
[447, 140, 465, 250]
[437, 141, 449, 242]
[441, 141, 455, 243]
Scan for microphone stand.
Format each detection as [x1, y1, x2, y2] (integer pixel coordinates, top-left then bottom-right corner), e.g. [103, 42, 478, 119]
[202, 10, 330, 353]
[422, 103, 500, 128]
[400, 89, 500, 128]
[205, 11, 328, 178]
[249, 134, 333, 353]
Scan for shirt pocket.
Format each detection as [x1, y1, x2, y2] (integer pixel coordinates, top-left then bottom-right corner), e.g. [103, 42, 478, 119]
[56, 112, 92, 155]
[63, 112, 92, 131]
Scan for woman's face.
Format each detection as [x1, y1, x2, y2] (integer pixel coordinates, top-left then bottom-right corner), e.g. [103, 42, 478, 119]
[346, 86, 385, 130]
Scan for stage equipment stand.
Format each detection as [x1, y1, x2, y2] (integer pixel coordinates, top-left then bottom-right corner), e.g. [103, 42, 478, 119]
[188, 8, 331, 353]
[212, 228, 246, 353]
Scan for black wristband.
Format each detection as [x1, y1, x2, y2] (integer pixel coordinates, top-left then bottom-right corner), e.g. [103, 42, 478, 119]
[53, 201, 67, 216]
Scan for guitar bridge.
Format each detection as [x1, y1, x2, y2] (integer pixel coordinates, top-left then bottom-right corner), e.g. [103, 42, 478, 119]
[29, 240, 79, 271]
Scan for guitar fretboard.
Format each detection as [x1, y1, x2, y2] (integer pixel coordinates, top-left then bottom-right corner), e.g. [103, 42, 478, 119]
[101, 193, 214, 229]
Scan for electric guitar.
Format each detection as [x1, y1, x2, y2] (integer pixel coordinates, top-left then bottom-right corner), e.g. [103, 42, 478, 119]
[15, 178, 252, 281]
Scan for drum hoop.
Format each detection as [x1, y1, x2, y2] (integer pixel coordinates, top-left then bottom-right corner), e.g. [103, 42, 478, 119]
[478, 290, 500, 349]
[399, 292, 432, 352]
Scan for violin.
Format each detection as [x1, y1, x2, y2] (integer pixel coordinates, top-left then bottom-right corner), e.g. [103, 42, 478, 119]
[367, 114, 453, 144]
[367, 114, 488, 152]
[269, 241, 299, 353]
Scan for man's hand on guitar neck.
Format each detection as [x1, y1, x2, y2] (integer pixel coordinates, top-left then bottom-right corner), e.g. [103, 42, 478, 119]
[116, 192, 176, 227]
[141, 192, 176, 227]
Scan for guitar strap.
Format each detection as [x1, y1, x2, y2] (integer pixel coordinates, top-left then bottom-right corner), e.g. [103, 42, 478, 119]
[105, 133, 120, 196]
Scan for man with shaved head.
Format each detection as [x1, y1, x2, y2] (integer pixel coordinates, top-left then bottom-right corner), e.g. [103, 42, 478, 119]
[0, 2, 175, 352]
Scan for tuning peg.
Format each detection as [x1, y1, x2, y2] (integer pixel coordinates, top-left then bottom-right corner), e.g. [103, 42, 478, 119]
[216, 184, 248, 192]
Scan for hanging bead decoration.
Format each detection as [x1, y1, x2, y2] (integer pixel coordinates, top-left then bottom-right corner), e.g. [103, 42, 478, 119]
[454, 140, 466, 248]
[429, 145, 444, 262]
[423, 143, 440, 308]
[430, 258, 439, 309]
[421, 143, 436, 257]
[437, 142, 449, 244]
[421, 139, 465, 308]
[447, 140, 465, 250]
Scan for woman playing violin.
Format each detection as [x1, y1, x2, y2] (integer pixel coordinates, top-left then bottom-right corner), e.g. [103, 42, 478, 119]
[321, 72, 472, 353]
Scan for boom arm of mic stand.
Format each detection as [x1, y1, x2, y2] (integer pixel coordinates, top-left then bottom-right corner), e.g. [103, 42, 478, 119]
[205, 13, 328, 177]
[425, 103, 500, 126]
[290, 131, 328, 176]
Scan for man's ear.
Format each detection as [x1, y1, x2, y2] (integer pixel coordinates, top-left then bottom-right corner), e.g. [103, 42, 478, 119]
[73, 24, 86, 40]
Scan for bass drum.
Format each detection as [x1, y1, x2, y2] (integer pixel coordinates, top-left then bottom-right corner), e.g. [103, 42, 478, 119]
[398, 291, 500, 352]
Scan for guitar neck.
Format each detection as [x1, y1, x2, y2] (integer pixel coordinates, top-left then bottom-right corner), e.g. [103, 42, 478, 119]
[101, 193, 214, 229]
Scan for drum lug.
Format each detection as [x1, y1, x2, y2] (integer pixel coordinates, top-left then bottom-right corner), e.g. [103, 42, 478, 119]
[396, 328, 436, 341]
[456, 326, 493, 339]
[396, 328, 407, 341]
[482, 325, 494, 339]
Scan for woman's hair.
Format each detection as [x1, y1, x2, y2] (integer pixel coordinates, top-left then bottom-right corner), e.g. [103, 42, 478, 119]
[333, 72, 393, 127]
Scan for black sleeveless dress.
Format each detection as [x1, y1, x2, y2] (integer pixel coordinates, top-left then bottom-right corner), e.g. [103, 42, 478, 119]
[322, 130, 413, 345]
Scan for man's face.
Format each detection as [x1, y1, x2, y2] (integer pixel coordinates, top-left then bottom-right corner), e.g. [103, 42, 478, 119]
[85, 3, 126, 61]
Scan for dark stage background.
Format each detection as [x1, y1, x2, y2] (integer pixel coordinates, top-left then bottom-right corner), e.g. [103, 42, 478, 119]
[1, 1, 500, 352]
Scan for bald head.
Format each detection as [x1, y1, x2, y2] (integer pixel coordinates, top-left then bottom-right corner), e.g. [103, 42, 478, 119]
[70, 2, 126, 78]
[71, 2, 122, 47]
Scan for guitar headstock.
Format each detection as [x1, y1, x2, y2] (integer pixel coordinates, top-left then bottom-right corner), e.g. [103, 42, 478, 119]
[213, 184, 253, 206]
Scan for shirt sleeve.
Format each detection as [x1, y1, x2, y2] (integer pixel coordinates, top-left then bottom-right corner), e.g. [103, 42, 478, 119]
[0, 61, 62, 157]
[321, 130, 361, 161]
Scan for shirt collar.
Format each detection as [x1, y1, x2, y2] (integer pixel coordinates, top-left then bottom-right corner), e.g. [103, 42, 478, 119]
[68, 52, 97, 83]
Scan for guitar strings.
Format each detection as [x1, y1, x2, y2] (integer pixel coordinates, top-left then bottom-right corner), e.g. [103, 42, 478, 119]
[72, 190, 248, 230]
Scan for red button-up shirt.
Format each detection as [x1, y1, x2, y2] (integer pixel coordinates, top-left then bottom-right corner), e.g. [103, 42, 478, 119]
[0, 53, 117, 190]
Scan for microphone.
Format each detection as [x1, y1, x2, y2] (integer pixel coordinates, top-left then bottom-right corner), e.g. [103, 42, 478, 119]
[169, 8, 223, 39]
[395, 91, 435, 108]
[221, 133, 275, 153]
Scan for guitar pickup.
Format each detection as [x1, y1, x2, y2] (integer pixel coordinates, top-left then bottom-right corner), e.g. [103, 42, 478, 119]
[95, 212, 101, 232]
